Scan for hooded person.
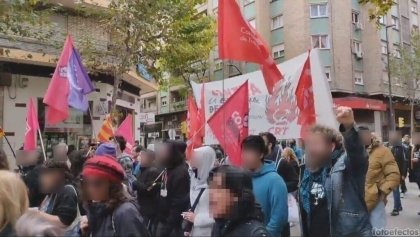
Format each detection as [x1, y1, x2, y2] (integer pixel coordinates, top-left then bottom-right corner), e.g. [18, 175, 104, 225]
[241, 135, 289, 237]
[155, 140, 190, 237]
[182, 146, 216, 237]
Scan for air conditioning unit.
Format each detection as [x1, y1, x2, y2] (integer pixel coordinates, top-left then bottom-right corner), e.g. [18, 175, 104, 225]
[356, 22, 363, 30]
[355, 51, 363, 59]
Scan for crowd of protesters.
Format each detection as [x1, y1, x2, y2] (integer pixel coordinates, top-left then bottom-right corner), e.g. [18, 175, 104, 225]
[1, 106, 420, 237]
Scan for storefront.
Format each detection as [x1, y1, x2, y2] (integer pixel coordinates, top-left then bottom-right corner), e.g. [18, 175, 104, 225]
[333, 96, 387, 139]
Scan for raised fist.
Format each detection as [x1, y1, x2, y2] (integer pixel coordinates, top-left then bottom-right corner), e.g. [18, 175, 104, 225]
[335, 106, 355, 129]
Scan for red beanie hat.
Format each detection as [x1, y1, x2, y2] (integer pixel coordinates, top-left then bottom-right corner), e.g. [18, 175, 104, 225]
[82, 156, 125, 183]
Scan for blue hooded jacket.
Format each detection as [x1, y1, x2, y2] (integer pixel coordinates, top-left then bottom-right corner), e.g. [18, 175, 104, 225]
[252, 161, 288, 237]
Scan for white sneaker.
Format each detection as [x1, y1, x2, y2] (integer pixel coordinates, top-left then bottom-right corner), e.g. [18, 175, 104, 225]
[401, 193, 405, 198]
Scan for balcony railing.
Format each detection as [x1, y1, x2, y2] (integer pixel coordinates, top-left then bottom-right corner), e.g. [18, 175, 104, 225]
[171, 101, 187, 112]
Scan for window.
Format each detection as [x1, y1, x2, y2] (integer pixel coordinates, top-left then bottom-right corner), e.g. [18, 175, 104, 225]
[378, 15, 386, 25]
[248, 19, 256, 28]
[272, 44, 285, 59]
[215, 60, 223, 70]
[311, 35, 330, 49]
[381, 41, 388, 54]
[354, 72, 364, 85]
[413, 25, 419, 32]
[325, 67, 332, 81]
[392, 16, 400, 30]
[352, 11, 360, 24]
[161, 96, 167, 106]
[271, 15, 283, 30]
[310, 4, 328, 18]
[352, 41, 362, 53]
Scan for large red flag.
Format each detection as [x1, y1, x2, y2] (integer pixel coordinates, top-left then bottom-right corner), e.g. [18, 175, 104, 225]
[186, 95, 202, 159]
[116, 114, 134, 154]
[24, 98, 40, 151]
[43, 36, 73, 124]
[208, 81, 249, 166]
[295, 52, 316, 138]
[218, 0, 283, 94]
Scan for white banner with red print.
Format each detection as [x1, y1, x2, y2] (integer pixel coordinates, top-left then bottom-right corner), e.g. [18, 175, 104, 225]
[191, 49, 337, 144]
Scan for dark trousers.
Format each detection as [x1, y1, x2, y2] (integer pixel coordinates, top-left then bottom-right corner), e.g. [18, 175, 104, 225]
[401, 179, 407, 193]
[156, 222, 183, 237]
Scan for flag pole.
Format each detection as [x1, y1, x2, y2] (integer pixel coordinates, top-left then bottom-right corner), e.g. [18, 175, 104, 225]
[3, 135, 16, 159]
[88, 106, 97, 140]
[37, 129, 47, 162]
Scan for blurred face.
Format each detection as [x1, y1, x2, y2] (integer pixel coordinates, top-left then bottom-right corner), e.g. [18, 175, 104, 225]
[359, 130, 372, 146]
[209, 173, 237, 219]
[241, 149, 263, 171]
[304, 132, 335, 171]
[40, 170, 64, 194]
[155, 144, 170, 166]
[53, 145, 67, 160]
[140, 153, 154, 167]
[389, 131, 402, 144]
[82, 176, 111, 201]
[403, 135, 410, 143]
[190, 151, 201, 169]
[16, 150, 40, 166]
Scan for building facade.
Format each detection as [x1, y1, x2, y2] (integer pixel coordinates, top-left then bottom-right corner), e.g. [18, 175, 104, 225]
[0, 0, 156, 163]
[204, 0, 420, 139]
[142, 0, 420, 144]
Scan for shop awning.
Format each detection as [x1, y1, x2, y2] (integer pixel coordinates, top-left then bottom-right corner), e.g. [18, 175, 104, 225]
[333, 97, 387, 111]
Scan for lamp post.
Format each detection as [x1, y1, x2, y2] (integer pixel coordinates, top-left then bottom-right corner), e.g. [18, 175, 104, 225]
[385, 24, 396, 131]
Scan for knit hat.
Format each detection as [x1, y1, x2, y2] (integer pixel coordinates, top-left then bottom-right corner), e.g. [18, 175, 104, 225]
[95, 143, 117, 158]
[82, 156, 125, 183]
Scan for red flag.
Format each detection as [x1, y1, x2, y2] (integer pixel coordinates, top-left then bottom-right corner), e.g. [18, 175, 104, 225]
[295, 52, 316, 138]
[116, 114, 134, 154]
[186, 95, 203, 159]
[43, 35, 73, 124]
[24, 98, 40, 151]
[218, 0, 283, 94]
[208, 81, 249, 166]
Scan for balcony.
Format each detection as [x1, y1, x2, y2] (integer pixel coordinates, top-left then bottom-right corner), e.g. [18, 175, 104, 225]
[171, 101, 187, 112]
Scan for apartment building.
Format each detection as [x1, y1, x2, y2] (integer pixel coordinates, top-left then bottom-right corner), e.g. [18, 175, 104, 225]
[141, 0, 420, 143]
[202, 0, 420, 138]
[0, 0, 156, 160]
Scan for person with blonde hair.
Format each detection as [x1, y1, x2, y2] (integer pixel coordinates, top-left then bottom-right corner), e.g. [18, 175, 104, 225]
[0, 148, 10, 170]
[0, 170, 29, 236]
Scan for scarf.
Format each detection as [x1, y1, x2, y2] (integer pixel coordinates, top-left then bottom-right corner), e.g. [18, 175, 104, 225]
[299, 148, 344, 214]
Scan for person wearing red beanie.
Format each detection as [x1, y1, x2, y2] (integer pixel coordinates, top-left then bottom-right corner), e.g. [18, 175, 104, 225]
[79, 156, 148, 237]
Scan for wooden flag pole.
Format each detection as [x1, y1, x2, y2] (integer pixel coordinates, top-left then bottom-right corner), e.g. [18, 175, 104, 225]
[37, 129, 47, 161]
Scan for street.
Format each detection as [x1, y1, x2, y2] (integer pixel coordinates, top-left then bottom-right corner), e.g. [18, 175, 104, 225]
[386, 182, 420, 231]
[291, 181, 420, 237]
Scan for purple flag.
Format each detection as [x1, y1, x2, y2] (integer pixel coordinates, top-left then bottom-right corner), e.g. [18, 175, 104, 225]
[67, 47, 95, 111]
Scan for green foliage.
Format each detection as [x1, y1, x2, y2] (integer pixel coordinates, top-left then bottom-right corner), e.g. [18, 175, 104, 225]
[359, 0, 394, 20]
[390, 32, 420, 98]
[0, 0, 53, 40]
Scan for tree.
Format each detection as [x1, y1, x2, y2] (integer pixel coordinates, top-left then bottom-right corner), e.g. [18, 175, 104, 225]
[160, 11, 215, 87]
[0, 0, 53, 40]
[390, 32, 420, 134]
[77, 0, 214, 113]
[359, 0, 394, 20]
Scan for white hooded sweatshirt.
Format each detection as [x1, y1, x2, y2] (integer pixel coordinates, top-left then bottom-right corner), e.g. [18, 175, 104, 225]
[189, 146, 216, 237]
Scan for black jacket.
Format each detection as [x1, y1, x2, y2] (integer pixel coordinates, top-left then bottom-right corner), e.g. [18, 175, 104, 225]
[0, 224, 15, 237]
[211, 204, 269, 237]
[40, 185, 78, 226]
[391, 143, 408, 176]
[276, 159, 299, 193]
[137, 166, 161, 218]
[157, 162, 190, 230]
[86, 201, 148, 237]
[21, 165, 45, 207]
